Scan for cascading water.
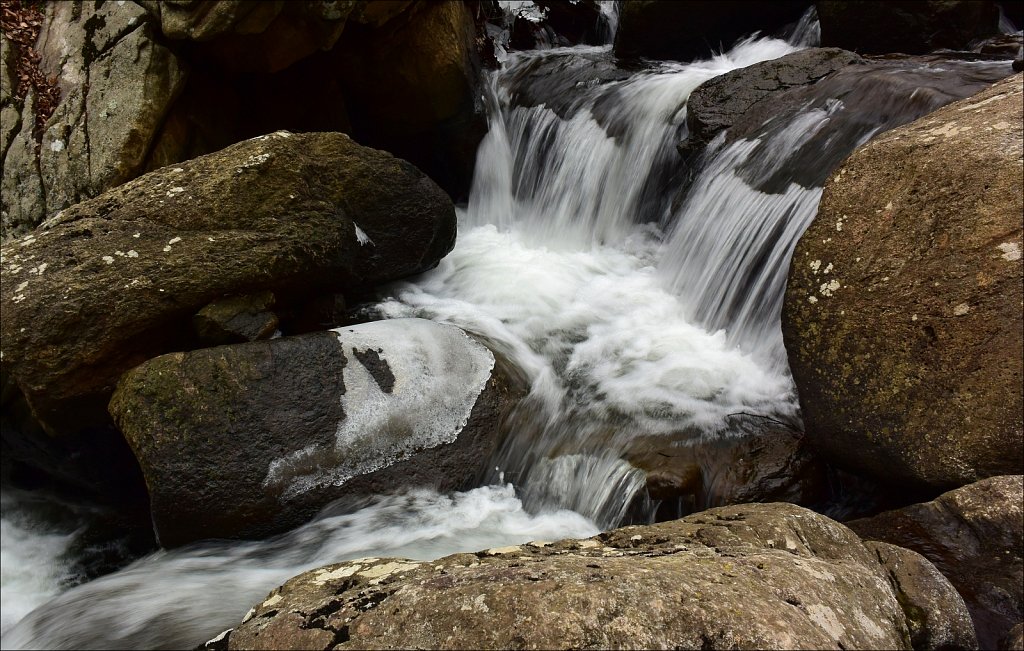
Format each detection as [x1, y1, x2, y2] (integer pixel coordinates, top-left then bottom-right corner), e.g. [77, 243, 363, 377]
[2, 8, 1016, 648]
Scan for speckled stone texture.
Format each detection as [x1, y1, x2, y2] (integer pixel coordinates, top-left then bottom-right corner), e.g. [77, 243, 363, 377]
[205, 503, 979, 650]
[782, 73, 1023, 489]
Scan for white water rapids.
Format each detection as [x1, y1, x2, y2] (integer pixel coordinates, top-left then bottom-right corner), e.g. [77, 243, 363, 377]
[1, 9, 1014, 648]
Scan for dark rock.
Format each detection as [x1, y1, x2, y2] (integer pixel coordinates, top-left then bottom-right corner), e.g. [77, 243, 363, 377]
[193, 292, 278, 346]
[498, 46, 636, 119]
[614, 0, 811, 63]
[509, 0, 607, 51]
[865, 541, 978, 650]
[817, 0, 1001, 55]
[211, 503, 957, 650]
[108, 319, 522, 547]
[627, 420, 827, 515]
[681, 47, 863, 158]
[0, 131, 455, 445]
[782, 74, 1024, 489]
[849, 476, 1024, 650]
[973, 33, 1024, 57]
[334, 1, 486, 201]
[138, 0, 355, 74]
[1014, 59, 1024, 72]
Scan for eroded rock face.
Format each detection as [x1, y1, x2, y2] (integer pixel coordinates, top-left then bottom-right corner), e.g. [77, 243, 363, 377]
[782, 74, 1024, 489]
[206, 503, 972, 650]
[614, 0, 810, 62]
[1, 0, 186, 241]
[849, 476, 1024, 650]
[0, 131, 455, 442]
[109, 319, 522, 547]
[818, 0, 1000, 55]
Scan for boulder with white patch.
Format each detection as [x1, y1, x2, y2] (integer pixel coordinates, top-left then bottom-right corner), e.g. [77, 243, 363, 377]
[108, 319, 522, 547]
[0, 131, 454, 452]
[782, 73, 1024, 489]
[204, 502, 979, 650]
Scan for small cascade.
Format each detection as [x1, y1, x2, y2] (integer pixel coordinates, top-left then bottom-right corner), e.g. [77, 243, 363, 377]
[1, 10, 1017, 648]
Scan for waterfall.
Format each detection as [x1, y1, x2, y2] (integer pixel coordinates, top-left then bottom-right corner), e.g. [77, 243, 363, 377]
[2, 16, 1015, 649]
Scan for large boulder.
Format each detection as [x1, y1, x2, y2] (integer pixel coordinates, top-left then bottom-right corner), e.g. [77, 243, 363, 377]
[818, 1, 1001, 55]
[1, 0, 186, 241]
[207, 502, 978, 650]
[781, 74, 1024, 489]
[614, 0, 811, 63]
[108, 319, 520, 547]
[849, 476, 1024, 650]
[334, 1, 486, 200]
[0, 131, 455, 442]
[681, 48, 863, 158]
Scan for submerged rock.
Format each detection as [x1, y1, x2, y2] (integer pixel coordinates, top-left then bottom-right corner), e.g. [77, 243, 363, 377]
[109, 319, 522, 547]
[849, 475, 1024, 650]
[0, 131, 454, 446]
[208, 502, 979, 650]
[782, 73, 1024, 489]
[818, 0, 1001, 55]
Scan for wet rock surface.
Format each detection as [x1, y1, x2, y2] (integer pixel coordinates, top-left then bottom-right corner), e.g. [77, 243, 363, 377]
[0, 131, 454, 445]
[109, 319, 522, 547]
[206, 502, 977, 650]
[626, 420, 827, 515]
[782, 73, 1024, 489]
[849, 476, 1024, 650]
[865, 541, 978, 650]
[681, 48, 863, 158]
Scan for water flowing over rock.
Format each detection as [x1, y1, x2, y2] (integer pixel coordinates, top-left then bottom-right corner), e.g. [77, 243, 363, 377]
[614, 0, 810, 62]
[207, 502, 977, 650]
[680, 47, 863, 158]
[782, 73, 1024, 490]
[0, 131, 454, 450]
[849, 476, 1024, 650]
[818, 0, 1001, 55]
[1, 0, 186, 241]
[108, 319, 519, 547]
